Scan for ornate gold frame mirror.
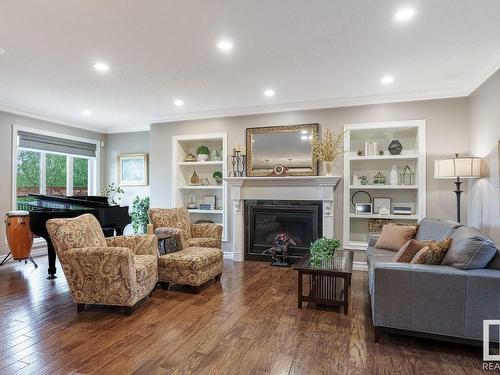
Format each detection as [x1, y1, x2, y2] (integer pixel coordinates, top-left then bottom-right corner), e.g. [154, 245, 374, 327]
[246, 124, 319, 176]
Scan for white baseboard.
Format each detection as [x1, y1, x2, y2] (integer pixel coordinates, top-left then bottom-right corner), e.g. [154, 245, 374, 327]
[223, 251, 233, 260]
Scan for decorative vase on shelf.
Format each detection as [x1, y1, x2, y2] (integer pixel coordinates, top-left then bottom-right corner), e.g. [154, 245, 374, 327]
[190, 169, 200, 185]
[322, 161, 334, 176]
[388, 140, 402, 155]
[389, 165, 398, 185]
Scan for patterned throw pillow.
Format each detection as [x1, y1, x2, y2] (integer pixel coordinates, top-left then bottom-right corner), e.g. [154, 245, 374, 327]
[410, 238, 453, 265]
[393, 239, 433, 263]
[374, 223, 417, 251]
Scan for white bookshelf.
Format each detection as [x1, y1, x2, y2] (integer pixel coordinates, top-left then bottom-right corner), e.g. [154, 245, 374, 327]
[343, 120, 426, 251]
[172, 133, 228, 242]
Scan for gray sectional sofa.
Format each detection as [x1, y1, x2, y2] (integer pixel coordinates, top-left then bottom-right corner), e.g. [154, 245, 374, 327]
[368, 218, 500, 344]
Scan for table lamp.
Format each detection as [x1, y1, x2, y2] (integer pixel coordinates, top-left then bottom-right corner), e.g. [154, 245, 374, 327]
[434, 154, 481, 223]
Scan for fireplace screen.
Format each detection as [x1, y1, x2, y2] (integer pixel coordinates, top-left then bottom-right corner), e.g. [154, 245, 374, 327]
[244, 200, 322, 262]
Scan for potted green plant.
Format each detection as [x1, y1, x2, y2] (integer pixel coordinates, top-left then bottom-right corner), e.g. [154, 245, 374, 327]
[213, 171, 223, 185]
[310, 237, 341, 266]
[101, 183, 124, 205]
[196, 145, 210, 161]
[130, 196, 150, 234]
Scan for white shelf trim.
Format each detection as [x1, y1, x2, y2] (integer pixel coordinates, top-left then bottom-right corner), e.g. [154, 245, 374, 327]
[179, 186, 223, 190]
[349, 154, 418, 160]
[188, 209, 224, 214]
[349, 213, 419, 220]
[178, 161, 223, 166]
[349, 185, 418, 190]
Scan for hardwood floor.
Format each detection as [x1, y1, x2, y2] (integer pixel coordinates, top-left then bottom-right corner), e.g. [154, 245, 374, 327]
[0, 257, 485, 374]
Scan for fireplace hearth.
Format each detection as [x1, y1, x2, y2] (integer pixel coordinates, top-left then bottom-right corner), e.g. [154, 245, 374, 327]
[244, 200, 322, 262]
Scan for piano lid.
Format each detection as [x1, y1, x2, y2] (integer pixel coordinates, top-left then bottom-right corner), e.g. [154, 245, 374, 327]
[28, 194, 113, 208]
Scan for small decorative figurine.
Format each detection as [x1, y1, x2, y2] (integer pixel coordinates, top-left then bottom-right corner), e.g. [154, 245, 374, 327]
[264, 233, 296, 267]
[200, 178, 210, 186]
[184, 153, 197, 162]
[359, 176, 369, 185]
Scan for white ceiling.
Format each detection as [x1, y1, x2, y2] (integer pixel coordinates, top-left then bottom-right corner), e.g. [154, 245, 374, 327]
[1, 0, 500, 133]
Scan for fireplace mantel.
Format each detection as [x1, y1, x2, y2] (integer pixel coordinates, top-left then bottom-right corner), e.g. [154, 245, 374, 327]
[224, 176, 341, 261]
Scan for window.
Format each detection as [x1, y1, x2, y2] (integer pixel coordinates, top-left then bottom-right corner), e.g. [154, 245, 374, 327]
[14, 128, 98, 210]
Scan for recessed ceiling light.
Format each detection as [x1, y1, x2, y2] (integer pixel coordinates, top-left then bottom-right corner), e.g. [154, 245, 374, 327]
[381, 75, 395, 85]
[264, 89, 275, 98]
[174, 99, 184, 107]
[0, 48, 6, 55]
[394, 7, 416, 22]
[93, 62, 110, 72]
[82, 109, 92, 116]
[217, 39, 233, 52]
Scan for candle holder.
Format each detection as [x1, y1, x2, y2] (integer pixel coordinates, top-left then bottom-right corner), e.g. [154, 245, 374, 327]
[228, 151, 247, 177]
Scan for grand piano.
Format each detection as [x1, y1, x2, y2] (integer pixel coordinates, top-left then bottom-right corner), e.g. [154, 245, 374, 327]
[28, 194, 131, 279]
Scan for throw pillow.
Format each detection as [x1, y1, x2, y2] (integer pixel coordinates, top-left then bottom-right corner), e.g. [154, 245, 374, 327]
[374, 223, 417, 251]
[410, 238, 453, 265]
[393, 239, 433, 263]
[441, 226, 497, 270]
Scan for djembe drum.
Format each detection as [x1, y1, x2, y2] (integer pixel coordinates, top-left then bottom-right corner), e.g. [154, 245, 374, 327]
[1, 211, 38, 268]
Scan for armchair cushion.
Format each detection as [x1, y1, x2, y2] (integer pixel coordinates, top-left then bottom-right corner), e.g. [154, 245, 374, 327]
[105, 235, 158, 256]
[46, 214, 106, 255]
[158, 247, 223, 286]
[148, 208, 192, 240]
[186, 237, 218, 248]
[190, 223, 223, 249]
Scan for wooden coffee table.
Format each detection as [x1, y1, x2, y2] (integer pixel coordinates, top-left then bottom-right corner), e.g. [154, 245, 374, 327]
[295, 250, 354, 314]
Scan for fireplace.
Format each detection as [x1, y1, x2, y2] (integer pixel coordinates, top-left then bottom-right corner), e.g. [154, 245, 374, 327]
[244, 200, 323, 262]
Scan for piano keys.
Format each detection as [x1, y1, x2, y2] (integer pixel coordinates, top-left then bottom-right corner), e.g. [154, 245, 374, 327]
[28, 194, 131, 279]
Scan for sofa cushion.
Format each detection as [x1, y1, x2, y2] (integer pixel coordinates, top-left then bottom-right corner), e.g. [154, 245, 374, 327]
[411, 238, 452, 265]
[393, 239, 433, 263]
[374, 223, 417, 251]
[441, 226, 497, 270]
[415, 218, 462, 241]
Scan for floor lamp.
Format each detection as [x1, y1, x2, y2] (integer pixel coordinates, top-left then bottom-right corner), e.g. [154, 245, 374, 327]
[434, 154, 481, 223]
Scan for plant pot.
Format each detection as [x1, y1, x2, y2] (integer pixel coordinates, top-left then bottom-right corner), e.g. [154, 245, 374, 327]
[197, 154, 209, 162]
[322, 161, 334, 176]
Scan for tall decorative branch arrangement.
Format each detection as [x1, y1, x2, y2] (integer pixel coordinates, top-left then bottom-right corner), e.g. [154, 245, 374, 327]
[312, 128, 344, 176]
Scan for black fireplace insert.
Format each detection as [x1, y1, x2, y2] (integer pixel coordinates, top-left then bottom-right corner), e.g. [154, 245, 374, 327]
[244, 200, 322, 262]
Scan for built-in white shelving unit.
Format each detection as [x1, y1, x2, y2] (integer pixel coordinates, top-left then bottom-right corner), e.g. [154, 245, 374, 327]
[172, 133, 228, 242]
[343, 120, 426, 251]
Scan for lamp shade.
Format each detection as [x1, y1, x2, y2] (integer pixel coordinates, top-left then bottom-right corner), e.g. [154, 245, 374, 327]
[434, 156, 481, 179]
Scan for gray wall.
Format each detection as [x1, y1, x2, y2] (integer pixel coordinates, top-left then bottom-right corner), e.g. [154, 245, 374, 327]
[105, 131, 150, 234]
[468, 69, 500, 243]
[150, 97, 470, 252]
[0, 111, 106, 255]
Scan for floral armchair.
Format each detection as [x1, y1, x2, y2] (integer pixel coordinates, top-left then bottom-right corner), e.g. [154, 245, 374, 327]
[147, 207, 223, 252]
[46, 214, 158, 315]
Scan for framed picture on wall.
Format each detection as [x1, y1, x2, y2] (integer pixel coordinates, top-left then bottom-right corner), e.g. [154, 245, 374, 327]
[118, 153, 148, 186]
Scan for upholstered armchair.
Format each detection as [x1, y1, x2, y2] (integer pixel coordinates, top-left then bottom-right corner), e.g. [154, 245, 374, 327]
[147, 207, 223, 291]
[148, 207, 223, 251]
[46, 214, 158, 314]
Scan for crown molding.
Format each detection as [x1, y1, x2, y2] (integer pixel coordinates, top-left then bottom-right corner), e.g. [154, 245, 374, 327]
[149, 87, 468, 126]
[0, 102, 108, 134]
[464, 47, 500, 95]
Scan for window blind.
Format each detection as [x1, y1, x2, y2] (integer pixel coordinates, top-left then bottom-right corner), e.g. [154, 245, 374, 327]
[18, 131, 97, 158]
